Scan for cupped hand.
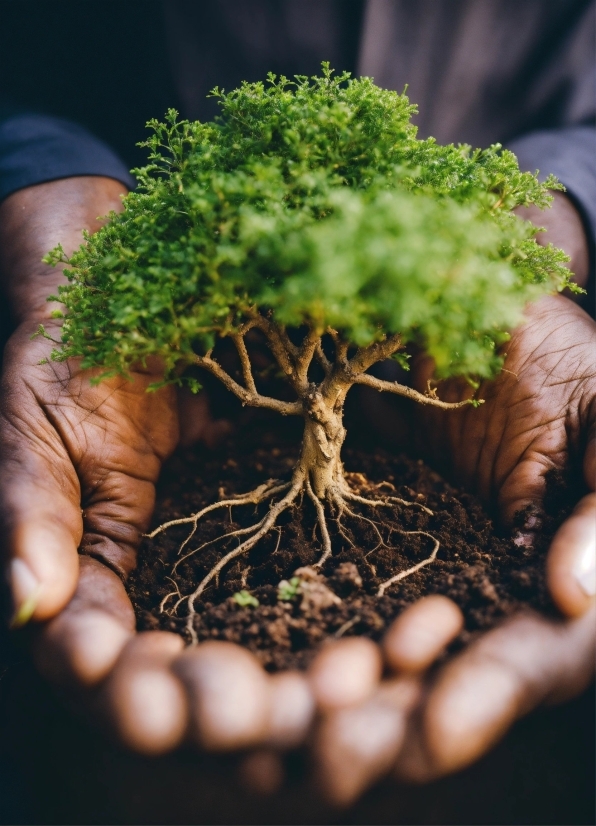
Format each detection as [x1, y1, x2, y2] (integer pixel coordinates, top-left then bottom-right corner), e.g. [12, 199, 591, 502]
[313, 294, 595, 803]
[395, 293, 596, 779]
[0, 178, 237, 756]
[0, 320, 179, 624]
[413, 293, 595, 615]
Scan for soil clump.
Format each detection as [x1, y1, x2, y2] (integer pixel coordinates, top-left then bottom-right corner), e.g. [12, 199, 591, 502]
[128, 414, 581, 672]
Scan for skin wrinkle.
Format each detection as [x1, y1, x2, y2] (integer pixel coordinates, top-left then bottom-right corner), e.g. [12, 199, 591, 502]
[412, 297, 595, 532]
[34, 380, 171, 471]
[0, 416, 78, 488]
[4, 342, 176, 577]
[1, 407, 71, 465]
[494, 419, 566, 494]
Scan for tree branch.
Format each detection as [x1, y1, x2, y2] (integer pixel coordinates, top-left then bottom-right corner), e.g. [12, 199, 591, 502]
[314, 340, 332, 376]
[255, 316, 298, 384]
[230, 333, 257, 395]
[295, 327, 320, 389]
[353, 373, 480, 409]
[194, 354, 302, 416]
[327, 328, 349, 366]
[275, 323, 299, 362]
[348, 333, 403, 375]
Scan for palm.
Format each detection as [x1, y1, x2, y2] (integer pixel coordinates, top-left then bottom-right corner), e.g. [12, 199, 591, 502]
[0, 319, 179, 618]
[413, 294, 595, 528]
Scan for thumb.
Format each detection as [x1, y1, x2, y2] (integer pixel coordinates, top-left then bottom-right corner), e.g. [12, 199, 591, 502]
[546, 424, 596, 618]
[1, 428, 82, 626]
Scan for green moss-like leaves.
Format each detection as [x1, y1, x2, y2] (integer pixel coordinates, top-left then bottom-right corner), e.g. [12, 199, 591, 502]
[50, 65, 571, 383]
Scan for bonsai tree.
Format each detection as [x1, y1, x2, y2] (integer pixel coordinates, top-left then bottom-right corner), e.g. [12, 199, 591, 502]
[45, 66, 572, 638]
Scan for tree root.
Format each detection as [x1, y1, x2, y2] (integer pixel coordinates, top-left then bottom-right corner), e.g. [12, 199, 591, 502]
[376, 531, 440, 596]
[148, 470, 440, 644]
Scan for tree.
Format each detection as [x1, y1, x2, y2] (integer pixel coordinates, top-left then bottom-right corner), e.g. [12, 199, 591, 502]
[45, 66, 572, 638]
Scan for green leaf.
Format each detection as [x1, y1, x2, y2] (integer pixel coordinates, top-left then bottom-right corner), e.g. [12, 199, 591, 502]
[278, 576, 301, 601]
[49, 64, 570, 391]
[233, 590, 259, 608]
[391, 351, 411, 370]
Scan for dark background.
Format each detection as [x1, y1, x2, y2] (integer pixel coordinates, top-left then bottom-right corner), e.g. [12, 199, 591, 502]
[0, 0, 179, 169]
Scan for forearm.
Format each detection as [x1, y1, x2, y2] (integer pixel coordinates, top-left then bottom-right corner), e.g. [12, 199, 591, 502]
[0, 176, 127, 324]
[515, 190, 590, 290]
[508, 125, 595, 301]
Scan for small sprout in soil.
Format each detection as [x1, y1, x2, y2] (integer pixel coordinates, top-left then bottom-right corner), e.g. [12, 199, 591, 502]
[233, 590, 260, 608]
[278, 577, 302, 602]
[48, 65, 573, 642]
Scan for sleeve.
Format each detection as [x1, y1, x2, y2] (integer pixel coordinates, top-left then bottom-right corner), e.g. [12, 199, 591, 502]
[507, 125, 595, 314]
[507, 125, 596, 242]
[0, 111, 136, 202]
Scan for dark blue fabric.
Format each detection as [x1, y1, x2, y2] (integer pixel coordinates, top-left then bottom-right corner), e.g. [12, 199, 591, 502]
[508, 126, 596, 241]
[0, 112, 135, 202]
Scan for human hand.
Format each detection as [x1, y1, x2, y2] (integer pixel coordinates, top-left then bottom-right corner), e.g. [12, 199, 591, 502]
[0, 178, 179, 624]
[312, 293, 595, 803]
[0, 178, 300, 759]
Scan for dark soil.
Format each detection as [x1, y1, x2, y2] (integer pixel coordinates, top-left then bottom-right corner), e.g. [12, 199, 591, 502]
[129, 414, 582, 672]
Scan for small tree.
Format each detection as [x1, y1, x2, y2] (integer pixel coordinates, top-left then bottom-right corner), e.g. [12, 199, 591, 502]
[46, 67, 571, 635]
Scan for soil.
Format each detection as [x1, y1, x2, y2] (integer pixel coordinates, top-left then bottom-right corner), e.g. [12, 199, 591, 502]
[128, 412, 582, 672]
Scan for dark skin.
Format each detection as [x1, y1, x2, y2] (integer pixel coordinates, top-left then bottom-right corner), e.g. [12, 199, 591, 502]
[0, 178, 594, 785]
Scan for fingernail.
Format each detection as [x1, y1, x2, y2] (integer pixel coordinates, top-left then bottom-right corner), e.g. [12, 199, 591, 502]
[573, 541, 596, 597]
[9, 558, 41, 628]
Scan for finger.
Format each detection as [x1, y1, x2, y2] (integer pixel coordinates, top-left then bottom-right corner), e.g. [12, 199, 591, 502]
[0, 420, 82, 625]
[497, 451, 552, 538]
[382, 596, 464, 673]
[547, 492, 596, 617]
[314, 676, 421, 807]
[267, 671, 315, 749]
[398, 609, 596, 781]
[265, 670, 315, 749]
[102, 631, 188, 755]
[308, 637, 382, 711]
[33, 556, 134, 687]
[173, 641, 269, 751]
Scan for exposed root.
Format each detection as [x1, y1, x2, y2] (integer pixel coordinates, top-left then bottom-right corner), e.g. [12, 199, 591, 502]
[240, 566, 251, 589]
[159, 576, 182, 615]
[335, 497, 387, 552]
[148, 463, 440, 642]
[306, 478, 333, 568]
[145, 479, 288, 559]
[334, 614, 361, 638]
[377, 531, 440, 596]
[171, 519, 269, 575]
[344, 474, 433, 515]
[341, 487, 433, 516]
[184, 476, 305, 643]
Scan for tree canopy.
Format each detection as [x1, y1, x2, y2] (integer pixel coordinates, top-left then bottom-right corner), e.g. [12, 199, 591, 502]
[47, 64, 572, 384]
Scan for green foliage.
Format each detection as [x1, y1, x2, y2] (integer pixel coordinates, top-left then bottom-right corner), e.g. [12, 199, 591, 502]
[49, 64, 572, 382]
[232, 590, 259, 608]
[278, 576, 301, 601]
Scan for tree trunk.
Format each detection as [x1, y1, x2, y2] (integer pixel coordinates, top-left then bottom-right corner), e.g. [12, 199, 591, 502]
[296, 385, 347, 500]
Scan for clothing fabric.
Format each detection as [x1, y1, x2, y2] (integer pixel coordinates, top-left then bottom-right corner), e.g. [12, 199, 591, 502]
[0, 0, 594, 239]
[0, 108, 135, 202]
[165, 0, 596, 243]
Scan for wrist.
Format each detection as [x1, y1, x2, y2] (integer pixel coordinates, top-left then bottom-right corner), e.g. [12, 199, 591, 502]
[0, 176, 127, 324]
[515, 191, 590, 290]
